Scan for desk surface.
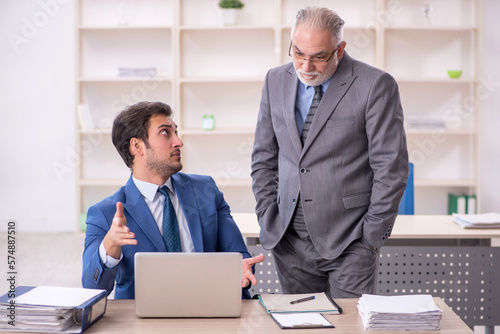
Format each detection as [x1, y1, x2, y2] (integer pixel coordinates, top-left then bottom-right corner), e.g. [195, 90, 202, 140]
[233, 214, 500, 240]
[84, 297, 472, 334]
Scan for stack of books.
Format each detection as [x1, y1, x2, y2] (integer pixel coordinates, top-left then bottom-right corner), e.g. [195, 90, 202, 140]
[357, 294, 442, 331]
[452, 213, 500, 229]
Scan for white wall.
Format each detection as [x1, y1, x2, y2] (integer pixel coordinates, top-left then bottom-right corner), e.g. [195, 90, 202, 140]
[480, 0, 500, 213]
[0, 0, 76, 232]
[0, 0, 499, 233]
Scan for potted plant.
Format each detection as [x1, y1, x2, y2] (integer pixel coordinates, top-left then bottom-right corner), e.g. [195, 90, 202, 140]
[217, 0, 245, 25]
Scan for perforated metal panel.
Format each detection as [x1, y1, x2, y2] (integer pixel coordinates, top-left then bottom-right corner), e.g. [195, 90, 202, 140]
[248, 246, 281, 295]
[378, 246, 500, 329]
[247, 244, 500, 329]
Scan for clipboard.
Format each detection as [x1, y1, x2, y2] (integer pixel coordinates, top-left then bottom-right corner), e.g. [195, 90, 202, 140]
[258, 292, 342, 314]
[270, 312, 334, 329]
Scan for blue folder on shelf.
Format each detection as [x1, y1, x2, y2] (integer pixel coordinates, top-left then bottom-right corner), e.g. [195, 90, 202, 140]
[0, 286, 107, 333]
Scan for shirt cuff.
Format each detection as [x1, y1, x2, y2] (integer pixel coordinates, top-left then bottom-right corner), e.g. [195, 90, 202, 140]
[99, 241, 122, 269]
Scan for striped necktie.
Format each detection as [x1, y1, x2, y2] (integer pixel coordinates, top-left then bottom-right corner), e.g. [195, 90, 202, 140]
[158, 186, 181, 252]
[301, 85, 323, 146]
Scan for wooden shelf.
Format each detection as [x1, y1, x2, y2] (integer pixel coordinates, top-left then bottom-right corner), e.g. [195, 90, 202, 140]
[179, 25, 274, 31]
[179, 76, 263, 83]
[78, 25, 172, 30]
[395, 77, 477, 84]
[414, 179, 477, 187]
[384, 26, 478, 32]
[75, 0, 482, 222]
[79, 76, 172, 82]
[405, 128, 477, 135]
[181, 128, 255, 136]
[79, 179, 128, 187]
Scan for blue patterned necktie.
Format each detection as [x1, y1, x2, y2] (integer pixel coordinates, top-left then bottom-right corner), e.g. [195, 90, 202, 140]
[158, 186, 181, 252]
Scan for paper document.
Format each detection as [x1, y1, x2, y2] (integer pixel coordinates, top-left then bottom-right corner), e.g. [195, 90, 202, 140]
[271, 312, 334, 328]
[14, 286, 105, 307]
[258, 293, 341, 314]
[453, 213, 500, 229]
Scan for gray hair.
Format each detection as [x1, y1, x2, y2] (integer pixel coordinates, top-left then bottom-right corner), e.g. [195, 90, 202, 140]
[291, 6, 345, 45]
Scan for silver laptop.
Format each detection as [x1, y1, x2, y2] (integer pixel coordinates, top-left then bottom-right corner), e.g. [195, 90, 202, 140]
[134, 252, 242, 317]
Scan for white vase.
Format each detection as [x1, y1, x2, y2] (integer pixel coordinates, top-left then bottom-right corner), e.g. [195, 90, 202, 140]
[222, 9, 238, 25]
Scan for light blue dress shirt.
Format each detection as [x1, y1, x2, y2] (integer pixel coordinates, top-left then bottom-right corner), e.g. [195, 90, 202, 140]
[295, 76, 333, 135]
[99, 176, 195, 268]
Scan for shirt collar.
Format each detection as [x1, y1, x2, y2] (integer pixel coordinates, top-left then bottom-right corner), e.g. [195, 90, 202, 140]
[132, 176, 175, 202]
[298, 73, 334, 95]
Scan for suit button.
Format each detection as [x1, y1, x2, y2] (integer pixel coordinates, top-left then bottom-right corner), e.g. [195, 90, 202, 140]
[292, 199, 296, 204]
[300, 168, 306, 174]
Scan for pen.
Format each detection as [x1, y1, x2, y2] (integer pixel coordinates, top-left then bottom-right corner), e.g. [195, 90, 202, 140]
[290, 296, 315, 304]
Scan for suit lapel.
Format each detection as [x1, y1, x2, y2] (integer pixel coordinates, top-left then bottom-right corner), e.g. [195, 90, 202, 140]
[282, 66, 303, 158]
[122, 177, 166, 252]
[172, 174, 204, 252]
[302, 53, 357, 155]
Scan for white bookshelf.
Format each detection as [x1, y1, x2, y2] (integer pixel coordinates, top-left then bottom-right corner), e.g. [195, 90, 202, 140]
[74, 0, 482, 228]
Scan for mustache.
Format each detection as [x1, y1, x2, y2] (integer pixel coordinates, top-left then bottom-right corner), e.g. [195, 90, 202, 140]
[298, 69, 320, 76]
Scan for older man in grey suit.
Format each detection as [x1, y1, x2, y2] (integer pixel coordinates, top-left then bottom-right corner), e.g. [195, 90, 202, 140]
[251, 6, 409, 298]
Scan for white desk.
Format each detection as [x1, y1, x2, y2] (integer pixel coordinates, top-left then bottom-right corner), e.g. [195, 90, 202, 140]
[81, 298, 473, 334]
[235, 214, 500, 333]
[233, 213, 500, 240]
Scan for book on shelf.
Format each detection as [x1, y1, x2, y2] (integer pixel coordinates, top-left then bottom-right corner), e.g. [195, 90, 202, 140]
[452, 213, 500, 229]
[448, 193, 476, 215]
[0, 286, 107, 333]
[77, 103, 95, 132]
[466, 195, 477, 214]
[258, 292, 342, 315]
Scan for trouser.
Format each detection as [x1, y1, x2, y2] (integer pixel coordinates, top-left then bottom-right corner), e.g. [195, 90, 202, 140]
[272, 226, 379, 299]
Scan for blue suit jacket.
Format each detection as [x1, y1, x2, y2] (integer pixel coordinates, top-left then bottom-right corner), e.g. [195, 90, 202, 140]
[82, 173, 252, 299]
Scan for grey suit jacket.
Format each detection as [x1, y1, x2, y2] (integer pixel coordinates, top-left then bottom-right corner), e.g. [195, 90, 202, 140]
[251, 53, 409, 260]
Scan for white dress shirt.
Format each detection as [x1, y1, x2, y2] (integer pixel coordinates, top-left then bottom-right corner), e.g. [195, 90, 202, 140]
[99, 176, 195, 268]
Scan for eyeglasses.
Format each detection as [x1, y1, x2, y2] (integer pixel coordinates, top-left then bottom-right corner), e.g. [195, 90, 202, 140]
[288, 42, 341, 63]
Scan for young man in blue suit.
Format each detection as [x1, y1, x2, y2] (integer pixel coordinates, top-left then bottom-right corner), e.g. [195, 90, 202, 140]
[82, 101, 264, 299]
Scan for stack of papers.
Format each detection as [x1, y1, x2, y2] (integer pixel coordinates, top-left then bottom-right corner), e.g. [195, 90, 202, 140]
[357, 294, 442, 331]
[406, 116, 446, 130]
[452, 213, 500, 229]
[0, 286, 107, 333]
[118, 67, 157, 77]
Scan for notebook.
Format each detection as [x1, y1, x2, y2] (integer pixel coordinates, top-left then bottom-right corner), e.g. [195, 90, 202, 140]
[134, 252, 243, 318]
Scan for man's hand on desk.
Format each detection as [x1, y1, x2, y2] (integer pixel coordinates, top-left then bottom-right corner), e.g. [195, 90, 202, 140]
[242, 254, 265, 288]
[103, 202, 138, 259]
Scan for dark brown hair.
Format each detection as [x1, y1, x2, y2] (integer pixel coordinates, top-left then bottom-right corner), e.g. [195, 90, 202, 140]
[112, 101, 173, 168]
